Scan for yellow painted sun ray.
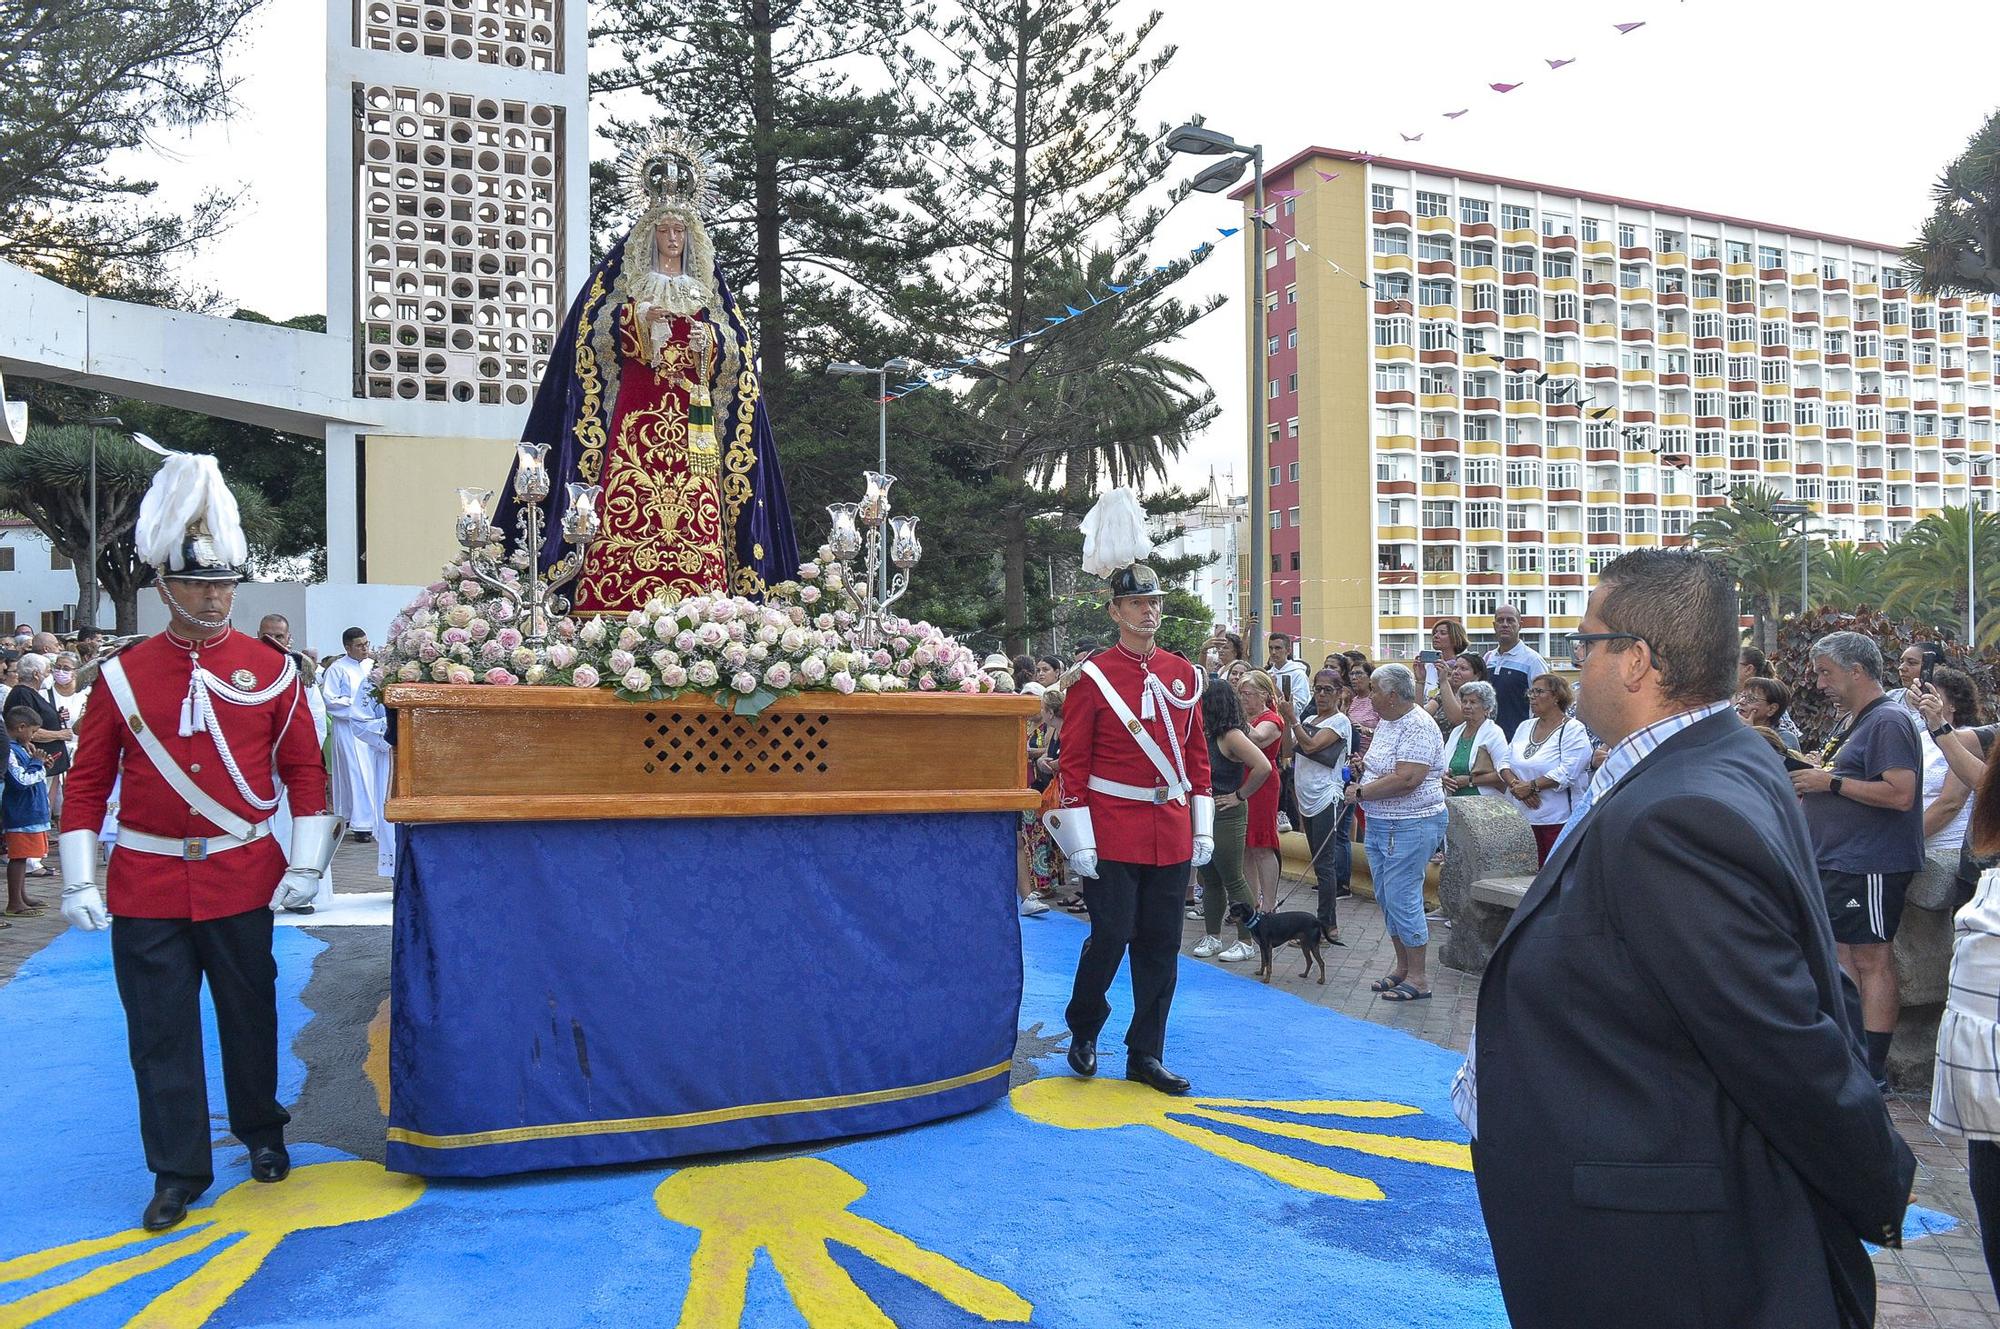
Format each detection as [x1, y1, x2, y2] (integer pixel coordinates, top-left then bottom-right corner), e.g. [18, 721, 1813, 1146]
[1184, 1107, 1474, 1172]
[0, 1227, 230, 1328]
[124, 1234, 285, 1327]
[656, 1157, 1032, 1329]
[1191, 1097, 1423, 1118]
[1151, 1117, 1386, 1201]
[0, 1222, 186, 1285]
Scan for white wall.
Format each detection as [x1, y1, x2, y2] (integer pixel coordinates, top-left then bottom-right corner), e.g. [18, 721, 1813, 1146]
[0, 525, 82, 632]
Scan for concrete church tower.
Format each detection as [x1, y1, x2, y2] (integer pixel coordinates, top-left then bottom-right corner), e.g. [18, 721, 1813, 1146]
[322, 0, 589, 588]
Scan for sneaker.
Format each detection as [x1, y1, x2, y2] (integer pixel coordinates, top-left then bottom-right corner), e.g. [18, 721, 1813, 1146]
[1217, 941, 1255, 962]
[1019, 897, 1050, 917]
[1277, 814, 1293, 833]
[1192, 934, 1225, 957]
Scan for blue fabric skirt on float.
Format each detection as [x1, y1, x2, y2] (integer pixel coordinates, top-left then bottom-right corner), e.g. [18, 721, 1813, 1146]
[385, 811, 1023, 1177]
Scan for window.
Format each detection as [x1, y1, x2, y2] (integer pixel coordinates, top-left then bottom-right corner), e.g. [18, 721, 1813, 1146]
[1548, 590, 1579, 616]
[1284, 238, 1297, 261]
[1418, 233, 1453, 262]
[1466, 589, 1500, 616]
[1422, 456, 1459, 483]
[1541, 211, 1574, 237]
[1760, 321, 1788, 347]
[1460, 241, 1495, 268]
[1282, 197, 1295, 217]
[1372, 184, 1401, 212]
[1376, 273, 1412, 302]
[1756, 245, 1783, 270]
[1376, 364, 1410, 392]
[1656, 229, 1684, 254]
[1286, 283, 1298, 305]
[1694, 273, 1720, 299]
[1288, 372, 1298, 393]
[1505, 505, 1532, 531]
[1760, 359, 1790, 384]
[1286, 329, 1297, 349]
[1466, 500, 1502, 529]
[47, 547, 69, 571]
[1503, 249, 1535, 273]
[1288, 507, 1300, 527]
[1267, 424, 1279, 446]
[1507, 545, 1542, 572]
[1694, 430, 1723, 456]
[1464, 457, 1498, 485]
[1271, 510, 1283, 529]
[1373, 229, 1410, 257]
[1288, 462, 1300, 482]
[1547, 462, 1580, 489]
[1504, 289, 1538, 316]
[1418, 277, 1455, 306]
[1551, 546, 1581, 574]
[1421, 500, 1459, 527]
[1693, 312, 1721, 339]
[1501, 203, 1533, 231]
[1468, 283, 1499, 313]
[1460, 198, 1491, 226]
[1287, 416, 1299, 437]
[1542, 252, 1575, 279]
[1725, 240, 1751, 265]
[1692, 235, 1719, 259]
[1581, 217, 1606, 242]
[0, 547, 13, 572]
[1618, 222, 1644, 248]
[1268, 379, 1280, 399]
[1623, 508, 1658, 534]
[1760, 397, 1786, 424]
[1588, 506, 1619, 533]
[1416, 190, 1449, 217]
[1291, 551, 1301, 571]
[1264, 247, 1278, 270]
[1268, 335, 1280, 357]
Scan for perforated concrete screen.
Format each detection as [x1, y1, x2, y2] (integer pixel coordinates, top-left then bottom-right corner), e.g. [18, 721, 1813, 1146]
[359, 0, 562, 71]
[354, 85, 564, 405]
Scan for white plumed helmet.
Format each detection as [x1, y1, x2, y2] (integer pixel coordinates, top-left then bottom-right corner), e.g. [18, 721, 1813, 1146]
[134, 452, 246, 581]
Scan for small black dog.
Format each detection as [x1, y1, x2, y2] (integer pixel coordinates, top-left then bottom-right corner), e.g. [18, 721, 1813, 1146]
[1226, 901, 1344, 984]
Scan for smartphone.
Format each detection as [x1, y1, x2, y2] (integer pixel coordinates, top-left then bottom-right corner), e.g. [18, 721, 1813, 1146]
[1416, 649, 1442, 664]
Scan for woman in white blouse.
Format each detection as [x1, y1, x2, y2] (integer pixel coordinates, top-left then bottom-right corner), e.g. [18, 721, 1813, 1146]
[1440, 680, 1512, 800]
[1503, 672, 1593, 865]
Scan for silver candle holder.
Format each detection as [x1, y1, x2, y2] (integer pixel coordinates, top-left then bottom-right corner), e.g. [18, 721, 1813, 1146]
[452, 442, 602, 652]
[823, 471, 920, 648]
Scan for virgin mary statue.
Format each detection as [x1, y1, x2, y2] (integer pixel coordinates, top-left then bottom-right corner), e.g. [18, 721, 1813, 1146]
[499, 129, 799, 611]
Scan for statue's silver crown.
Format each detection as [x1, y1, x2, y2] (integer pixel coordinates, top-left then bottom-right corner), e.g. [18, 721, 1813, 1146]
[619, 128, 720, 216]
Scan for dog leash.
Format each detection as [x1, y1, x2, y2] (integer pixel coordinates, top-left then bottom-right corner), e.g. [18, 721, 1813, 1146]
[1272, 797, 1346, 911]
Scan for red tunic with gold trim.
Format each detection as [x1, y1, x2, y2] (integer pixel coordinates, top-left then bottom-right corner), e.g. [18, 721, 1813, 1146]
[64, 628, 329, 921]
[572, 302, 730, 614]
[1057, 644, 1212, 866]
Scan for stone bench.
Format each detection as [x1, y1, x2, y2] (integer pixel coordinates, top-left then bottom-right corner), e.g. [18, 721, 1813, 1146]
[1887, 849, 1967, 1088]
[1437, 798, 1542, 976]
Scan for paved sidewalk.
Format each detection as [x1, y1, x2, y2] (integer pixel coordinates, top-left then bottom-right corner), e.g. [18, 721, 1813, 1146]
[1177, 876, 2000, 1327]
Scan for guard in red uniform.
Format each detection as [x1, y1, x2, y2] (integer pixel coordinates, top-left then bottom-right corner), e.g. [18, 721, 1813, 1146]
[60, 453, 341, 1233]
[1045, 490, 1212, 1095]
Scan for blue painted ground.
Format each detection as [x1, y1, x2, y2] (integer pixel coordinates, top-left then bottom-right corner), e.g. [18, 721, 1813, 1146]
[0, 916, 1953, 1328]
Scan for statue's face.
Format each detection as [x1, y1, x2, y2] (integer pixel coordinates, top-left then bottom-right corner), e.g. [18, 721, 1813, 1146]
[653, 218, 687, 274]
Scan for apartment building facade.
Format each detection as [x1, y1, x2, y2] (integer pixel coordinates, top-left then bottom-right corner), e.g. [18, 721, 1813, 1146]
[1243, 148, 1997, 662]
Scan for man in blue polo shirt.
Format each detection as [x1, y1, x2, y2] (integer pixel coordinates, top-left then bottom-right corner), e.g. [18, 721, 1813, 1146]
[1483, 603, 1548, 738]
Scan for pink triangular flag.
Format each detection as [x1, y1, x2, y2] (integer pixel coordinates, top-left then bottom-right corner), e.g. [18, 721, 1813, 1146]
[1614, 21, 1645, 33]
[1444, 109, 1469, 119]
[1272, 188, 1303, 198]
[1400, 132, 1424, 142]
[1315, 169, 1340, 181]
[1489, 81, 1522, 92]
[1546, 56, 1575, 69]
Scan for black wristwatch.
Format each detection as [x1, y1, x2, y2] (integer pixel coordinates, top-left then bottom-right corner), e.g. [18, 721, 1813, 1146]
[1830, 775, 1845, 797]
[1932, 723, 1956, 739]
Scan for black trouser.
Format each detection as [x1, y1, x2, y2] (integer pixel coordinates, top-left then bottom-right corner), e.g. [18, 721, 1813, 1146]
[111, 908, 290, 1195]
[1971, 1141, 2000, 1301]
[1065, 858, 1189, 1063]
[1304, 800, 1352, 931]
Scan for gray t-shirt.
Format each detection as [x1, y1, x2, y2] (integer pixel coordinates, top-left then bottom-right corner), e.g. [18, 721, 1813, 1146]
[1802, 697, 1926, 875]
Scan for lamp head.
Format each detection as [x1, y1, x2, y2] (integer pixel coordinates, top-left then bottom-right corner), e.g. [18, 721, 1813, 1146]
[1165, 123, 1240, 156]
[1189, 155, 1250, 194]
[826, 362, 872, 376]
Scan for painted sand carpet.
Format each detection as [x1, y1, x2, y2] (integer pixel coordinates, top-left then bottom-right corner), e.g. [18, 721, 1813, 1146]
[0, 914, 1952, 1327]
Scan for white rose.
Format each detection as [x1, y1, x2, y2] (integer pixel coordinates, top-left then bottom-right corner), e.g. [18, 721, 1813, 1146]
[622, 668, 653, 692]
[579, 617, 607, 645]
[609, 650, 636, 674]
[731, 670, 759, 693]
[689, 660, 720, 686]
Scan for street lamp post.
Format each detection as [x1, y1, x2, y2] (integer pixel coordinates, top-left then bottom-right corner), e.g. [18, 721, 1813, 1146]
[80, 414, 124, 632]
[1168, 122, 1266, 666]
[827, 357, 919, 600]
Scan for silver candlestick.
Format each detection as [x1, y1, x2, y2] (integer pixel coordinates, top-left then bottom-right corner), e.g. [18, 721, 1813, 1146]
[823, 471, 919, 648]
[453, 441, 602, 653]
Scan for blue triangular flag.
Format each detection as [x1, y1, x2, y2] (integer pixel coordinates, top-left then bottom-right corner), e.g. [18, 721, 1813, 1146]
[1218, 227, 1240, 237]
[958, 356, 977, 365]
[1044, 315, 1067, 325]
[1107, 283, 1129, 293]
[1065, 305, 1085, 317]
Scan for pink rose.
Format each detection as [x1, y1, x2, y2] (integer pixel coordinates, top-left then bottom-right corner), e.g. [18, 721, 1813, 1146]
[445, 664, 475, 685]
[571, 664, 601, 688]
[731, 670, 758, 693]
[609, 650, 636, 673]
[546, 641, 577, 669]
[616, 627, 642, 652]
[621, 668, 653, 692]
[661, 664, 689, 688]
[832, 671, 856, 694]
[763, 661, 792, 690]
[419, 643, 441, 663]
[918, 674, 937, 691]
[484, 668, 518, 686]
[497, 628, 523, 651]
[959, 677, 982, 694]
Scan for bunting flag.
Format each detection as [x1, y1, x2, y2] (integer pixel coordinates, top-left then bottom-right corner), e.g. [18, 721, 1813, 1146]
[1400, 132, 1425, 142]
[1443, 109, 1469, 119]
[1488, 81, 1522, 93]
[1614, 21, 1646, 33]
[1314, 170, 1340, 181]
[1545, 56, 1575, 69]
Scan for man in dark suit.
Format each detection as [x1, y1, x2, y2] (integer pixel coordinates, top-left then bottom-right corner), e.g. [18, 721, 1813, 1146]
[1470, 549, 1914, 1328]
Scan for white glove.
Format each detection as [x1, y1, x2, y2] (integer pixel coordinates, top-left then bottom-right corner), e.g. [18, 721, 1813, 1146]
[1191, 836, 1215, 868]
[62, 884, 110, 931]
[1070, 849, 1100, 879]
[58, 829, 108, 930]
[270, 869, 321, 911]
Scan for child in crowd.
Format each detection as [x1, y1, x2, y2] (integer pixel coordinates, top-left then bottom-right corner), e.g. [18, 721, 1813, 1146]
[3, 705, 52, 921]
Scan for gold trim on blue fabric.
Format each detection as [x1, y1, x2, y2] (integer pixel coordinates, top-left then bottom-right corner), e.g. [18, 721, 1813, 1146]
[386, 1060, 1011, 1150]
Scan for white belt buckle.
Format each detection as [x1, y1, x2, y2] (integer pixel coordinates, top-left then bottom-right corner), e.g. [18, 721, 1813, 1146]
[183, 837, 209, 861]
[1152, 786, 1169, 804]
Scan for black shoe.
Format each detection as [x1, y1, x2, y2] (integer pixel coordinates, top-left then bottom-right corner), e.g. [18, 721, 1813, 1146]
[1067, 1032, 1097, 1078]
[250, 1144, 291, 1183]
[351, 831, 374, 844]
[1335, 884, 1353, 899]
[1125, 1056, 1191, 1095]
[144, 1186, 195, 1231]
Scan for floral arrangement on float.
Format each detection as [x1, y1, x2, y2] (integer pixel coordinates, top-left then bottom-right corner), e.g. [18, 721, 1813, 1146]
[373, 462, 996, 717]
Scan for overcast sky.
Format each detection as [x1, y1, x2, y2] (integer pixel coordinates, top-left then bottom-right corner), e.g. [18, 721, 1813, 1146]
[124, 0, 2000, 494]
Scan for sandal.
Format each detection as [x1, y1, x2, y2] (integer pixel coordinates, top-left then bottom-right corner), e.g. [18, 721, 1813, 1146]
[1369, 974, 1406, 993]
[1380, 982, 1433, 1003]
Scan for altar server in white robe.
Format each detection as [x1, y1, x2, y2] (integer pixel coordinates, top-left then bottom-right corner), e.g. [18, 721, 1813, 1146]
[321, 628, 391, 875]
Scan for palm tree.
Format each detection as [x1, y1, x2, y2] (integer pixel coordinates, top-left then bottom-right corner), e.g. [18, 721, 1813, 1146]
[1690, 483, 1811, 650]
[1880, 506, 2000, 645]
[1907, 109, 2000, 298]
[0, 426, 277, 633]
[1814, 541, 1889, 612]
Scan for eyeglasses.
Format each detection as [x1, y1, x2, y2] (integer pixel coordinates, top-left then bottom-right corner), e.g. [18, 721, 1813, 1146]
[1566, 632, 1646, 667]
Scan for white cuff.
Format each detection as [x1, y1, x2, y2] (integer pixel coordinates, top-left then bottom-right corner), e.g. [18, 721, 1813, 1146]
[1042, 806, 1096, 861]
[59, 829, 99, 891]
[1192, 795, 1214, 841]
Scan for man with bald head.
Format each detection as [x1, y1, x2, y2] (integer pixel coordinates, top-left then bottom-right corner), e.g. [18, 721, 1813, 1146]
[1483, 603, 1548, 737]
